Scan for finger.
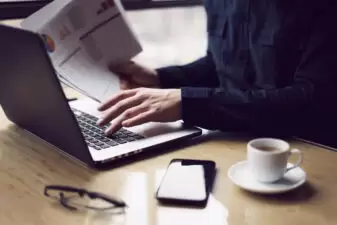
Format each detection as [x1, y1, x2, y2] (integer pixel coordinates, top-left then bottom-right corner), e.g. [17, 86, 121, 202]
[109, 63, 133, 82]
[104, 105, 148, 135]
[97, 94, 143, 126]
[109, 61, 134, 74]
[104, 120, 122, 136]
[122, 109, 156, 127]
[119, 76, 139, 90]
[113, 62, 142, 80]
[98, 89, 137, 111]
[119, 78, 130, 90]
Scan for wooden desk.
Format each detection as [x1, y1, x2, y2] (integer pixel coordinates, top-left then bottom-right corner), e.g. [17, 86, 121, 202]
[1, 92, 337, 225]
[2, 8, 337, 225]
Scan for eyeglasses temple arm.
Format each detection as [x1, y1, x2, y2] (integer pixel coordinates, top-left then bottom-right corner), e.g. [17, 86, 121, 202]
[89, 191, 127, 207]
[44, 185, 87, 197]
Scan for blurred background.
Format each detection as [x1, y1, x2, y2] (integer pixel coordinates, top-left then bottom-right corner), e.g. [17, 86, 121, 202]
[0, 0, 202, 20]
[0, 0, 207, 69]
[130, 6, 207, 68]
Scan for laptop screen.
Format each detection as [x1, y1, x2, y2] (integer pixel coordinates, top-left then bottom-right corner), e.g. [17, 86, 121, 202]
[0, 24, 94, 165]
[0, 0, 51, 19]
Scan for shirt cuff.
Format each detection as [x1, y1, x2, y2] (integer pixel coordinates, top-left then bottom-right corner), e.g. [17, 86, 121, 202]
[156, 66, 184, 89]
[181, 87, 216, 128]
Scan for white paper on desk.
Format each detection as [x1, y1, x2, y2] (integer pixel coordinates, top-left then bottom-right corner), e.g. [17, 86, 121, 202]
[21, 0, 142, 102]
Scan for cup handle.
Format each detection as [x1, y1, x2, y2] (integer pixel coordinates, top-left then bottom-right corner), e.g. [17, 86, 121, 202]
[286, 149, 302, 172]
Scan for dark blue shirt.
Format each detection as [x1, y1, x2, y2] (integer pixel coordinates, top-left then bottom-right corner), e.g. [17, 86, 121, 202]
[157, 0, 337, 136]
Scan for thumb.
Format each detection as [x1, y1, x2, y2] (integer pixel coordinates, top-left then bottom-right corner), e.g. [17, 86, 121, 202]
[108, 61, 133, 74]
[109, 61, 136, 90]
[119, 77, 132, 90]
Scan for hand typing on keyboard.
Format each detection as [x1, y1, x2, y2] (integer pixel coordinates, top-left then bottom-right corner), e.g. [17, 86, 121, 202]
[72, 108, 144, 150]
[96, 88, 182, 136]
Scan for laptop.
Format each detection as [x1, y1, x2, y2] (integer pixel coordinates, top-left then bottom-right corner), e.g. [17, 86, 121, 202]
[0, 24, 202, 167]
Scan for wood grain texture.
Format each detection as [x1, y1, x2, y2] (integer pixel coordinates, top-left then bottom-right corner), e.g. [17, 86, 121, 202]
[2, 100, 337, 225]
[1, 7, 337, 225]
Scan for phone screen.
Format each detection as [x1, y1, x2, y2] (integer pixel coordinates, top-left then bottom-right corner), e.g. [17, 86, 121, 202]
[156, 159, 215, 204]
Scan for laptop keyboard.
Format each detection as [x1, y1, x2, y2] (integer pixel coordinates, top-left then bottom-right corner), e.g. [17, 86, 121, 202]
[71, 108, 144, 150]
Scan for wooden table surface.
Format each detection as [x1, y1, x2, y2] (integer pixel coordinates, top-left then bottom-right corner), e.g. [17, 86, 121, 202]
[1, 6, 337, 225]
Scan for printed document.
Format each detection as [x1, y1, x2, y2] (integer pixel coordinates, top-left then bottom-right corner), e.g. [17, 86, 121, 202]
[21, 0, 142, 102]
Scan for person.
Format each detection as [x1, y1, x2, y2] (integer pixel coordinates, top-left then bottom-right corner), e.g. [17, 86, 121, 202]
[97, 0, 337, 138]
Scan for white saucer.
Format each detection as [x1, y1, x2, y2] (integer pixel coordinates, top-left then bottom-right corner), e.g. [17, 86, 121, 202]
[227, 161, 306, 194]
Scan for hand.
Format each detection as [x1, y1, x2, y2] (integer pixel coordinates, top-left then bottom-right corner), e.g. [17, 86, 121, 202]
[110, 61, 160, 90]
[97, 88, 181, 135]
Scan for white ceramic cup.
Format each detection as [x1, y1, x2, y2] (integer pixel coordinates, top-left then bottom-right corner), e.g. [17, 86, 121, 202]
[247, 138, 302, 183]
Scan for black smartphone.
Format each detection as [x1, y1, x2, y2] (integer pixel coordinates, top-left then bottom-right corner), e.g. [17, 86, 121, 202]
[156, 158, 216, 207]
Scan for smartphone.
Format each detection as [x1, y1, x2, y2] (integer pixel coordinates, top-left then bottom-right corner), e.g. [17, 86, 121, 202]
[156, 158, 216, 207]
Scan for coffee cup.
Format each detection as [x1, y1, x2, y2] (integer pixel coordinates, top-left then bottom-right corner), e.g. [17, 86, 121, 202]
[247, 138, 302, 183]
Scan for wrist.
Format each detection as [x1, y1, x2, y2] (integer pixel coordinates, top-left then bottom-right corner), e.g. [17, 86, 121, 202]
[153, 69, 163, 88]
[152, 71, 161, 88]
[168, 89, 182, 120]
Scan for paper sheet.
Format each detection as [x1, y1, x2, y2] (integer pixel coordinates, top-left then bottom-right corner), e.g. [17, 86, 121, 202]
[21, 0, 142, 102]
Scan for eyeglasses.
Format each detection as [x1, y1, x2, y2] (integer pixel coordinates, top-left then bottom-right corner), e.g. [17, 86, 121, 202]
[44, 185, 127, 212]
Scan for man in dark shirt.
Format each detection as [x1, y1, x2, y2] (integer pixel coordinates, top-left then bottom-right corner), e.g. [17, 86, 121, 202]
[97, 0, 337, 139]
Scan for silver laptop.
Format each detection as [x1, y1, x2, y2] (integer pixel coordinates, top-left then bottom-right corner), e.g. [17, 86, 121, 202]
[0, 24, 201, 167]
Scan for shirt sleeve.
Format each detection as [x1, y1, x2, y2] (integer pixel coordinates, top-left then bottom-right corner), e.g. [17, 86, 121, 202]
[156, 51, 219, 88]
[180, 13, 337, 136]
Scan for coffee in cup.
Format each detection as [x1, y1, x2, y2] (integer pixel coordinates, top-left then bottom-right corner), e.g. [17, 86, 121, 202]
[256, 145, 281, 152]
[247, 138, 302, 183]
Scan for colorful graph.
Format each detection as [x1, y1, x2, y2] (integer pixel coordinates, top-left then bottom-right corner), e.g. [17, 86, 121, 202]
[41, 34, 55, 53]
